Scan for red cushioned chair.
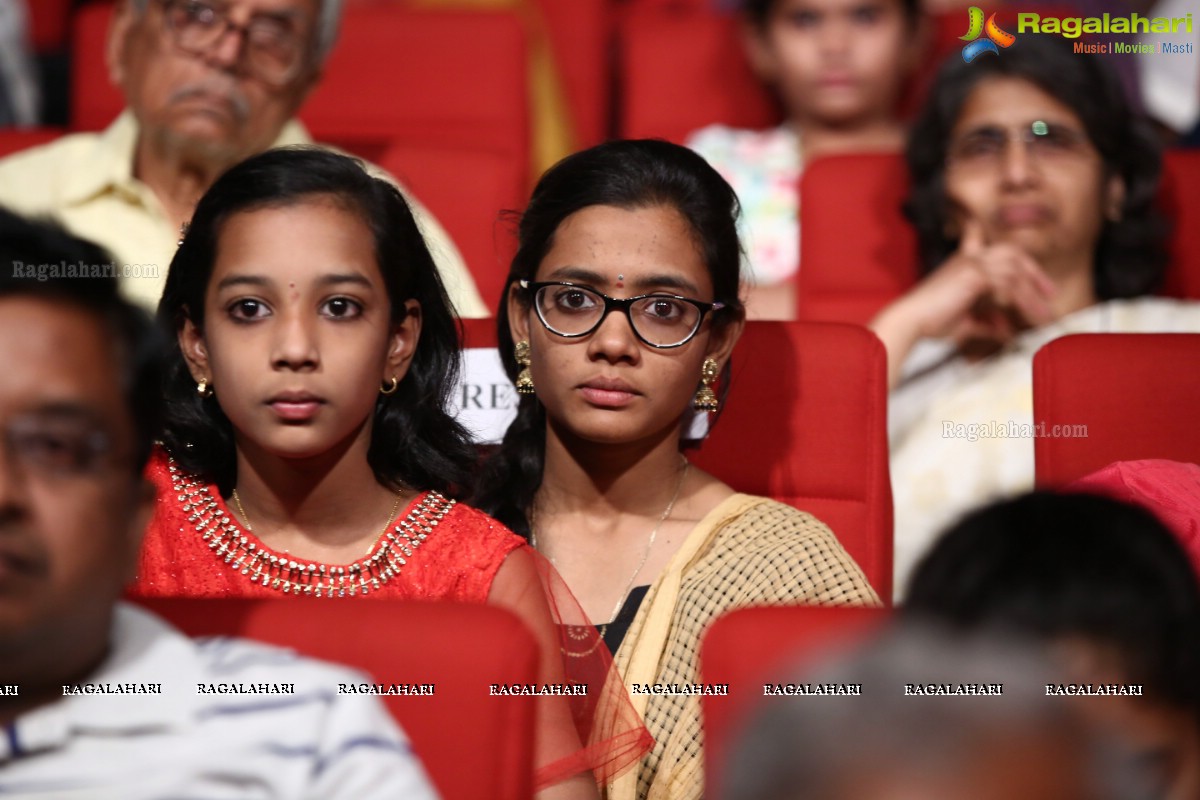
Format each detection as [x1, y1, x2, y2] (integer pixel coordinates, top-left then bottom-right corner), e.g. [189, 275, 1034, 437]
[28, 0, 74, 53]
[134, 597, 537, 800]
[299, 7, 529, 191]
[70, 2, 123, 131]
[796, 153, 919, 325]
[700, 605, 888, 795]
[535, 0, 613, 146]
[617, 4, 777, 142]
[71, 4, 530, 194]
[694, 321, 893, 600]
[0, 128, 65, 158]
[458, 320, 893, 598]
[1033, 333, 1200, 488]
[378, 141, 524, 313]
[1161, 149, 1200, 302]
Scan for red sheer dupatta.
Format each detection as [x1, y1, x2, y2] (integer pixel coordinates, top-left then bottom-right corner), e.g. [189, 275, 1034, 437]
[487, 544, 654, 791]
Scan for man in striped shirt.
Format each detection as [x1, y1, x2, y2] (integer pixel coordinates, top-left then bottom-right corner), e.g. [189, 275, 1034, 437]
[0, 209, 438, 799]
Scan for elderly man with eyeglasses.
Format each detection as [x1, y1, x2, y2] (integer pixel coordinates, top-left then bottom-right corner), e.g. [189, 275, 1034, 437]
[0, 0, 486, 316]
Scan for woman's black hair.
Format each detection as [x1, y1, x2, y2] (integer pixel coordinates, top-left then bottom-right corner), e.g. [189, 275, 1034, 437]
[471, 139, 745, 536]
[742, 0, 921, 28]
[906, 35, 1168, 299]
[158, 146, 476, 497]
[904, 491, 1200, 717]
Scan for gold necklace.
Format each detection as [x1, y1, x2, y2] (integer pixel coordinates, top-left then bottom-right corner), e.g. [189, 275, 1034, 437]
[530, 457, 690, 642]
[232, 488, 403, 555]
[168, 458, 453, 598]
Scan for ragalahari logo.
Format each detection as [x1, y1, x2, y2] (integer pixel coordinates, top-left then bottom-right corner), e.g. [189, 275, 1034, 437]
[960, 6, 1016, 62]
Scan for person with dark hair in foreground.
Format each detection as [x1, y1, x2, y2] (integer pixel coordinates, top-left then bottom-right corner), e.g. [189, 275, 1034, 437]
[473, 139, 877, 800]
[128, 148, 651, 798]
[872, 36, 1200, 596]
[0, 207, 437, 798]
[905, 491, 1200, 800]
[723, 626, 1150, 800]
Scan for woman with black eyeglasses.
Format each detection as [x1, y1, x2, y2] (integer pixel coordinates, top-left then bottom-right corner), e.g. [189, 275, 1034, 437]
[473, 139, 877, 800]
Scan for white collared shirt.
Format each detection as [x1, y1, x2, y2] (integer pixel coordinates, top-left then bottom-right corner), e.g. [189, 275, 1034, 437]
[0, 603, 439, 799]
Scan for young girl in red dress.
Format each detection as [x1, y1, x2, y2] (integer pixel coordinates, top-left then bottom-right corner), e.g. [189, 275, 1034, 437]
[130, 147, 650, 797]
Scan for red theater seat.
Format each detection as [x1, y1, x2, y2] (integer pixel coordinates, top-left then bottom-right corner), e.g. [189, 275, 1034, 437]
[29, 0, 73, 53]
[701, 605, 887, 794]
[797, 153, 919, 325]
[71, 2, 124, 131]
[299, 7, 529, 190]
[1033, 333, 1200, 487]
[1161, 150, 1200, 302]
[536, 0, 612, 146]
[0, 127, 65, 158]
[617, 4, 777, 142]
[379, 141, 524, 312]
[692, 321, 894, 600]
[135, 597, 537, 800]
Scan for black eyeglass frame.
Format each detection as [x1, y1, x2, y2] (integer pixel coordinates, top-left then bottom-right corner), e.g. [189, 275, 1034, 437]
[519, 279, 726, 349]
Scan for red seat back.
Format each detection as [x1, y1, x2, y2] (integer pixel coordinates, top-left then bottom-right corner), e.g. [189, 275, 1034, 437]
[1161, 150, 1200, 302]
[135, 597, 537, 800]
[701, 605, 887, 794]
[1033, 333, 1200, 487]
[692, 321, 894, 599]
[0, 128, 65, 158]
[71, 1, 124, 131]
[535, 0, 612, 146]
[29, 0, 74, 53]
[379, 141, 523, 313]
[617, 4, 778, 142]
[797, 153, 919, 325]
[300, 7, 529, 192]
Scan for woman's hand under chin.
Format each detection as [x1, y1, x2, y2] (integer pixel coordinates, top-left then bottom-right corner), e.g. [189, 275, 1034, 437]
[870, 218, 1059, 388]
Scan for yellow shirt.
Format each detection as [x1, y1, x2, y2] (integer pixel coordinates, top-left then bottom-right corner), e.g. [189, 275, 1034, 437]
[0, 111, 488, 317]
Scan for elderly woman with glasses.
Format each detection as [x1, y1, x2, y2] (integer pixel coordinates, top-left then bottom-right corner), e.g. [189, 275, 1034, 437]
[472, 139, 878, 800]
[867, 36, 1200, 600]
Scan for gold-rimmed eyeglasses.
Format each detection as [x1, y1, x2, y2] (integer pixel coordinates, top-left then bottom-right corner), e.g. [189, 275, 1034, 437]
[946, 120, 1093, 170]
[160, 0, 310, 87]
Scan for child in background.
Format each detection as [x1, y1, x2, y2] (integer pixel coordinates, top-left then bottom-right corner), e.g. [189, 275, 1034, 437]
[687, 0, 922, 319]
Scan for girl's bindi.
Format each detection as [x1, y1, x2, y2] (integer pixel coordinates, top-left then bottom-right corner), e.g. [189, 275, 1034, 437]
[616, 273, 625, 289]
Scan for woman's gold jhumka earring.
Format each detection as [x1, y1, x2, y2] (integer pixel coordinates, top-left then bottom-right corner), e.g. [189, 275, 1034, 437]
[196, 378, 213, 398]
[515, 340, 535, 395]
[380, 376, 399, 395]
[693, 358, 720, 411]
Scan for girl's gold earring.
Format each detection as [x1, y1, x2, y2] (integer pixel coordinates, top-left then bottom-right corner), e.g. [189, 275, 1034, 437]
[196, 378, 214, 398]
[514, 340, 535, 395]
[693, 358, 720, 412]
[380, 376, 400, 395]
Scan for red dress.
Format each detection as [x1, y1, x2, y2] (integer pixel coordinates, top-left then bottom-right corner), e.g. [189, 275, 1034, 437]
[131, 447, 653, 789]
[132, 448, 522, 602]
